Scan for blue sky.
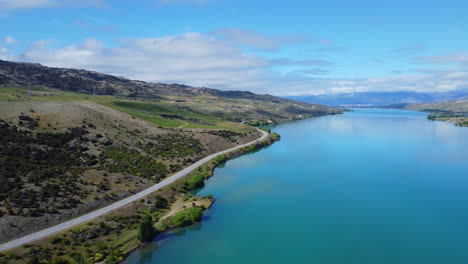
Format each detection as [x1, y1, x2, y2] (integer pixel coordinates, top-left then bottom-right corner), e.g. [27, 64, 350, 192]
[1, 0, 467, 95]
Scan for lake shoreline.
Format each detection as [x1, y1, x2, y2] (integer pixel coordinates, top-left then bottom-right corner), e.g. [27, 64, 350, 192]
[126, 108, 468, 264]
[0, 129, 281, 263]
[120, 132, 281, 262]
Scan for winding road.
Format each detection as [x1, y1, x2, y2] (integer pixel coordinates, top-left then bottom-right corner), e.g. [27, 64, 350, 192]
[0, 129, 269, 252]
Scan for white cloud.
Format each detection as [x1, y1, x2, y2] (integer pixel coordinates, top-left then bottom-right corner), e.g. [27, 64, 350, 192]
[156, 0, 218, 6]
[14, 33, 468, 96]
[74, 19, 116, 33]
[270, 58, 332, 66]
[0, 45, 15, 60]
[0, 0, 52, 10]
[21, 34, 271, 89]
[392, 45, 425, 57]
[287, 69, 330, 76]
[211, 28, 334, 52]
[212, 28, 306, 51]
[416, 52, 468, 65]
[3, 36, 17, 44]
[0, 0, 105, 10]
[316, 45, 351, 53]
[277, 71, 468, 96]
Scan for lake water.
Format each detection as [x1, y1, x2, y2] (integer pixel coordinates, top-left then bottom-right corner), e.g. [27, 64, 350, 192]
[125, 108, 468, 264]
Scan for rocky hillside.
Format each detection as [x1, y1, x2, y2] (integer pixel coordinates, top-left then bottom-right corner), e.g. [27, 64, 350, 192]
[0, 60, 342, 122]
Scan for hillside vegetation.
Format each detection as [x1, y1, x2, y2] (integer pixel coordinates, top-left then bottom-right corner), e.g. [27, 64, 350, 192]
[388, 100, 468, 127]
[0, 98, 263, 243]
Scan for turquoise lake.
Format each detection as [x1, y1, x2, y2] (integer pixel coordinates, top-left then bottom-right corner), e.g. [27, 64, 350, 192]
[125, 108, 468, 264]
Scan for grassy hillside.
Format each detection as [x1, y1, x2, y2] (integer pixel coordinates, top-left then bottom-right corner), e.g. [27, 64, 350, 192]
[407, 100, 468, 114]
[0, 60, 342, 123]
[399, 100, 468, 127]
[0, 89, 262, 244]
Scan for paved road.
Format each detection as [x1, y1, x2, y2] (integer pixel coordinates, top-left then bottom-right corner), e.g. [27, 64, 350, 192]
[0, 129, 269, 252]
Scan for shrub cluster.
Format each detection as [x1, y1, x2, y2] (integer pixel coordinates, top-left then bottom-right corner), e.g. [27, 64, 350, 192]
[145, 134, 205, 158]
[170, 206, 204, 228]
[100, 146, 167, 180]
[0, 122, 97, 217]
[204, 129, 245, 142]
[186, 173, 206, 190]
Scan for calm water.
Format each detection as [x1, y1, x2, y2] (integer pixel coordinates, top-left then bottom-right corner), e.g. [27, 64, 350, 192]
[125, 108, 468, 264]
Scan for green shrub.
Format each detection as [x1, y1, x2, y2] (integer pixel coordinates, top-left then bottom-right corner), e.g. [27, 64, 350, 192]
[271, 132, 281, 140]
[50, 237, 63, 245]
[215, 154, 228, 163]
[145, 134, 205, 158]
[153, 195, 168, 209]
[100, 146, 167, 179]
[171, 207, 204, 227]
[0, 124, 97, 215]
[187, 173, 205, 190]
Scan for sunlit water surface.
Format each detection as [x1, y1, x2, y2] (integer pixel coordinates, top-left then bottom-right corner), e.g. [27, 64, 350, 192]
[125, 108, 468, 264]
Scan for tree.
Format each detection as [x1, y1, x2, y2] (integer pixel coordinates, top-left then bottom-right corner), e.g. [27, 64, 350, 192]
[137, 214, 156, 242]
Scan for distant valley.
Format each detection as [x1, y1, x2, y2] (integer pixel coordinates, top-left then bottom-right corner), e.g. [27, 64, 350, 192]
[288, 91, 468, 127]
[287, 91, 467, 107]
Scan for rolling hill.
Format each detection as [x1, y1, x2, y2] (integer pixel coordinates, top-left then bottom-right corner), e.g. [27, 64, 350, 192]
[0, 60, 342, 124]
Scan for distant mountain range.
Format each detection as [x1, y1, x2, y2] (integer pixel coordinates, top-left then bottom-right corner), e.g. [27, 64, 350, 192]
[287, 92, 468, 106]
